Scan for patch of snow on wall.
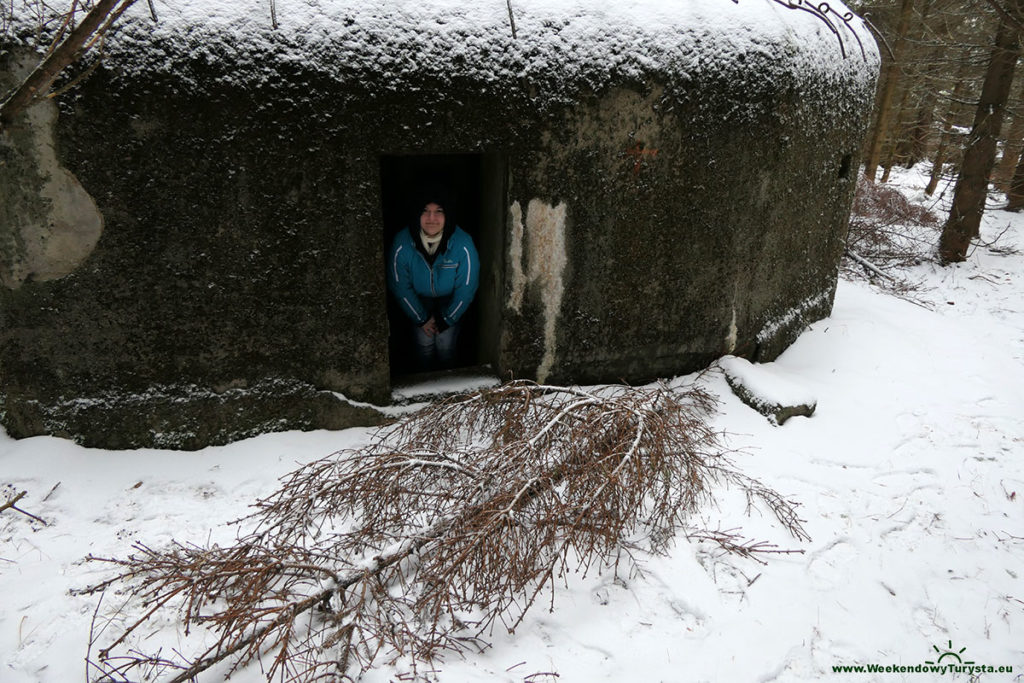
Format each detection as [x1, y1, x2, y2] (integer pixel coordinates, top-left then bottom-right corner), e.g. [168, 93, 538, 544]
[756, 289, 832, 345]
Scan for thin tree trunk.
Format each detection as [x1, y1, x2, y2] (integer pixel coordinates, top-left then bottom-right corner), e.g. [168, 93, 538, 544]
[864, 0, 917, 182]
[993, 80, 1024, 190]
[926, 65, 969, 196]
[881, 85, 914, 181]
[1005, 141, 1024, 208]
[926, 141, 950, 196]
[993, 109, 1024, 191]
[0, 0, 136, 129]
[899, 84, 935, 168]
[902, 47, 944, 167]
[896, 1, 939, 168]
[940, 14, 1022, 263]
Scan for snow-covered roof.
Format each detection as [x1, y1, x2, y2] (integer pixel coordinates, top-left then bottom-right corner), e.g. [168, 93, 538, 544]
[8, 0, 879, 92]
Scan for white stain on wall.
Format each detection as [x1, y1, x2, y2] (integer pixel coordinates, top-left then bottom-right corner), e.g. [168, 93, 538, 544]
[508, 201, 526, 313]
[1, 53, 103, 289]
[725, 306, 738, 354]
[507, 198, 567, 383]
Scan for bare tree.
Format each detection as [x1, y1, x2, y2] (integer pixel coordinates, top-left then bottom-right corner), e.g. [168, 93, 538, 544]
[82, 380, 807, 682]
[853, 0, 1007, 192]
[939, 1, 1024, 263]
[897, 37, 946, 169]
[1005, 126, 1024, 207]
[864, 0, 917, 181]
[991, 81, 1024, 189]
[924, 67, 970, 196]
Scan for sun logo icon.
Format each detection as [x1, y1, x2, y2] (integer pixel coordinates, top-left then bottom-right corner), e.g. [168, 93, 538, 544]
[925, 641, 975, 665]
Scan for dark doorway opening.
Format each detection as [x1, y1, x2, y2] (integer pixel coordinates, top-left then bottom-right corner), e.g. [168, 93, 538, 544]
[380, 153, 505, 381]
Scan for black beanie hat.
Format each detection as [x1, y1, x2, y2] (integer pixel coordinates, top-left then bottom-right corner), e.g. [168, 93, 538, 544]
[416, 183, 453, 216]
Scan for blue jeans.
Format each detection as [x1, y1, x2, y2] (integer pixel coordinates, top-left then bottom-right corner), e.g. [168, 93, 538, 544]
[413, 321, 461, 371]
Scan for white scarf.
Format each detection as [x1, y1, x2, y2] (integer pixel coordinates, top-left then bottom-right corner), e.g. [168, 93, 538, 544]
[420, 230, 443, 256]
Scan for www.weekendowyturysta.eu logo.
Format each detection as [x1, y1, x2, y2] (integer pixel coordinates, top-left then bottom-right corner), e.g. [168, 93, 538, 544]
[831, 640, 1015, 676]
[925, 640, 973, 666]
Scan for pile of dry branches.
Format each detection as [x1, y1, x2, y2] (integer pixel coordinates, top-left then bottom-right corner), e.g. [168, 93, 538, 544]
[83, 380, 808, 682]
[844, 177, 941, 288]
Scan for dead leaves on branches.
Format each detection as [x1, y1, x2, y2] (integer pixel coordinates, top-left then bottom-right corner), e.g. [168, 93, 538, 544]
[84, 380, 808, 682]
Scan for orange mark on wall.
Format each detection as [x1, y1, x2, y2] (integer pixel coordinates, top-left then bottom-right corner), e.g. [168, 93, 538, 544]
[624, 143, 659, 175]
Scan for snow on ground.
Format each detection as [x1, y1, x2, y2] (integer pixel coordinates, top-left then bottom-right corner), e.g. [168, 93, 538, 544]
[3, 163, 1023, 682]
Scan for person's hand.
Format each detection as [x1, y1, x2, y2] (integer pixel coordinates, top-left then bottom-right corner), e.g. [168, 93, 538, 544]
[421, 316, 438, 337]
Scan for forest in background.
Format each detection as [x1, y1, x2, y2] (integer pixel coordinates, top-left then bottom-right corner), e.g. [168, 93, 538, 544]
[854, 0, 1024, 217]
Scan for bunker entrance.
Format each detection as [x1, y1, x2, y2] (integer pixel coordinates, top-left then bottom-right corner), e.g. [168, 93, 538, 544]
[380, 153, 505, 382]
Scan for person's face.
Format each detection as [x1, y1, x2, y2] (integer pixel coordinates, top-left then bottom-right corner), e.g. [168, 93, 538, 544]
[420, 203, 445, 236]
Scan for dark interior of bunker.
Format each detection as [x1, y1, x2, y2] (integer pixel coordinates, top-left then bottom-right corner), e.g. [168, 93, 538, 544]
[379, 153, 505, 380]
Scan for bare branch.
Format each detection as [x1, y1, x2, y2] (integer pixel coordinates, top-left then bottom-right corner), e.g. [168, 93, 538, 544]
[0, 0, 138, 129]
[843, 175, 941, 300]
[982, 0, 1024, 34]
[84, 381, 808, 681]
[0, 489, 26, 514]
[506, 0, 517, 39]
[845, 249, 896, 281]
[0, 489, 48, 525]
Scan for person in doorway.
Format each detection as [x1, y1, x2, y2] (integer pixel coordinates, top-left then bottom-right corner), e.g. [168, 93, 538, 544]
[387, 186, 479, 371]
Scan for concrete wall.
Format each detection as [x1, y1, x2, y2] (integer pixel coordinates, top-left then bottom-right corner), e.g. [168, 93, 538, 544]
[0, 24, 876, 448]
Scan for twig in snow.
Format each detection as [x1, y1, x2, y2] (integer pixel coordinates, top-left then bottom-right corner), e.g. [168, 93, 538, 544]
[42, 481, 61, 502]
[0, 490, 27, 514]
[0, 490, 48, 525]
[975, 222, 1019, 254]
[686, 527, 807, 566]
[845, 248, 895, 281]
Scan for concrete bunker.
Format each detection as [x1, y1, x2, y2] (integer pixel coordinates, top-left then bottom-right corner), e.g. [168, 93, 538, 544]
[0, 1, 879, 449]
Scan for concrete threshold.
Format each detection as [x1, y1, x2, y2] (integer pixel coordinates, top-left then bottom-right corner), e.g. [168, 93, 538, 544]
[390, 365, 501, 406]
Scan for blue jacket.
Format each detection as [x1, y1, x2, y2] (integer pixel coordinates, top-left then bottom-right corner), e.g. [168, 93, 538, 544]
[388, 225, 479, 327]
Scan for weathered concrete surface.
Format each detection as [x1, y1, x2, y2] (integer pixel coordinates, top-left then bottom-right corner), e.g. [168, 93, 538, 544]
[0, 12, 877, 449]
[0, 54, 103, 289]
[502, 75, 870, 386]
[1, 47, 396, 447]
[2, 379, 389, 450]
